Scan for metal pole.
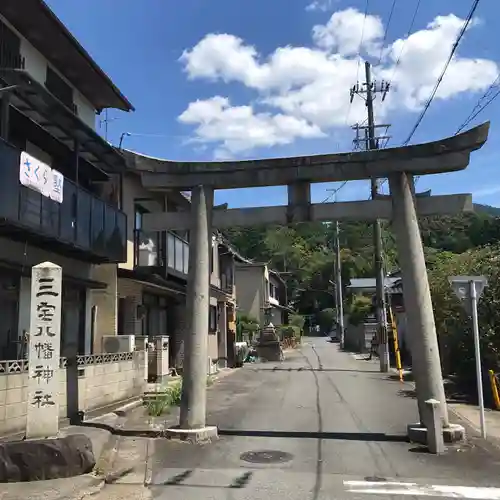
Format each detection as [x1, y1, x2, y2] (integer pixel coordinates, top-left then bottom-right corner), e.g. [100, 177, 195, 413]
[470, 279, 486, 439]
[334, 221, 344, 347]
[364, 61, 389, 373]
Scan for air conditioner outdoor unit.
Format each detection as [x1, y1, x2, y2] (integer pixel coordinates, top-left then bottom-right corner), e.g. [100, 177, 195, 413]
[102, 335, 135, 353]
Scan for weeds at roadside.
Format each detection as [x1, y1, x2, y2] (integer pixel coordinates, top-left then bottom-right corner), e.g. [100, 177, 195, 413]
[145, 374, 217, 416]
[146, 379, 183, 416]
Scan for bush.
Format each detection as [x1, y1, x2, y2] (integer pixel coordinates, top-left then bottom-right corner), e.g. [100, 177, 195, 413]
[347, 294, 372, 326]
[236, 313, 260, 342]
[278, 325, 301, 339]
[428, 244, 500, 401]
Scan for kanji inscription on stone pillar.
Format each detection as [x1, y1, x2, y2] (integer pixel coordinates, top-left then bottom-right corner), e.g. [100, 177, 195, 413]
[26, 262, 62, 439]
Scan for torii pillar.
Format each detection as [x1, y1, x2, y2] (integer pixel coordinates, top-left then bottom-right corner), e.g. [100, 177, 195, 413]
[179, 185, 213, 430]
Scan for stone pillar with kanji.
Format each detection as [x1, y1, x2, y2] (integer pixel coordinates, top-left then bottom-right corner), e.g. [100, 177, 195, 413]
[26, 262, 62, 439]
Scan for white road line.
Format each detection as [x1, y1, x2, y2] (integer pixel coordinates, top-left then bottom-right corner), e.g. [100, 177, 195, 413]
[344, 480, 500, 499]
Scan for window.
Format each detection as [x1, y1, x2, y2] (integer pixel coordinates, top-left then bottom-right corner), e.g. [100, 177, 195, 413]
[209, 305, 217, 333]
[46, 66, 75, 111]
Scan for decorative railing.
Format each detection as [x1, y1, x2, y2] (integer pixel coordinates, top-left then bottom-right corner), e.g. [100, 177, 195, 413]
[0, 352, 134, 375]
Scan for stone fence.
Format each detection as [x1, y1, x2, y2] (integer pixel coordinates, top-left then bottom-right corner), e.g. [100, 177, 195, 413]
[0, 351, 147, 437]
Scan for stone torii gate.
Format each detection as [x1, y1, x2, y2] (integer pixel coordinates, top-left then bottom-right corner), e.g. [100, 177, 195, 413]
[125, 123, 488, 441]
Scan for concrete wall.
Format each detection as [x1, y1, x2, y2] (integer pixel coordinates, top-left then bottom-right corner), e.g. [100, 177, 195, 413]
[0, 352, 146, 437]
[234, 265, 266, 324]
[0, 14, 97, 130]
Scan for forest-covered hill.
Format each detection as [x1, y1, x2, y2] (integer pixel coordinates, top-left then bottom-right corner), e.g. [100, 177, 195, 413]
[225, 204, 500, 396]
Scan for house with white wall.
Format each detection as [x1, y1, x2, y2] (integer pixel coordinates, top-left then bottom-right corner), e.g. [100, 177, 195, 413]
[234, 263, 290, 328]
[0, 0, 146, 436]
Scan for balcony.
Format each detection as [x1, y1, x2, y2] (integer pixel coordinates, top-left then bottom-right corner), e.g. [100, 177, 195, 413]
[0, 138, 127, 263]
[135, 229, 189, 276]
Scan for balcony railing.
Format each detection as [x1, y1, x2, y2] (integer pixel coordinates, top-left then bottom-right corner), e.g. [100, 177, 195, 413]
[0, 138, 127, 263]
[134, 229, 189, 275]
[0, 24, 25, 70]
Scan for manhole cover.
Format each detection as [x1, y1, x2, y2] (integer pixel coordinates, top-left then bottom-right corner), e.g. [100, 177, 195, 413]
[240, 450, 293, 464]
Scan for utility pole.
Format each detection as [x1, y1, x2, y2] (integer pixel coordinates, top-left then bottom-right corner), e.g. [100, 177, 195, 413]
[333, 220, 344, 347]
[350, 61, 391, 372]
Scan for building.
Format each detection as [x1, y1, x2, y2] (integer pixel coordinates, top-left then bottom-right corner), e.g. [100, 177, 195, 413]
[0, 0, 156, 436]
[0, 0, 133, 361]
[111, 149, 250, 373]
[234, 263, 289, 328]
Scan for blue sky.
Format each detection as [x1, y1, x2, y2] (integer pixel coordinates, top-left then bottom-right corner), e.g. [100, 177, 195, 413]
[46, 0, 500, 208]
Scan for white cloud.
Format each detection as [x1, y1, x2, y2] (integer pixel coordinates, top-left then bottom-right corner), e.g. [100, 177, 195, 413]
[306, 0, 336, 12]
[179, 8, 499, 156]
[312, 7, 384, 56]
[178, 96, 325, 157]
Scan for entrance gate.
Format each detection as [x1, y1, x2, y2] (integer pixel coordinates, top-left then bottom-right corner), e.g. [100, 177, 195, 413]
[125, 123, 489, 436]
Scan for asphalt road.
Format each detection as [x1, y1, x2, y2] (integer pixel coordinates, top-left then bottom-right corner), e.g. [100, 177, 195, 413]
[104, 338, 500, 500]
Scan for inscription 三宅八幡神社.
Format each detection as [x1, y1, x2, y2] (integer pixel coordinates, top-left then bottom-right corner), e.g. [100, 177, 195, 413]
[26, 263, 63, 439]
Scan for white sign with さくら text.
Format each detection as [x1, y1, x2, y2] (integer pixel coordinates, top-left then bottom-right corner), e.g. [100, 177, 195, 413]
[19, 151, 64, 203]
[26, 262, 63, 440]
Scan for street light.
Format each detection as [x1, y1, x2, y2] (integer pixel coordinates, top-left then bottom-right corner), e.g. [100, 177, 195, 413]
[119, 132, 131, 149]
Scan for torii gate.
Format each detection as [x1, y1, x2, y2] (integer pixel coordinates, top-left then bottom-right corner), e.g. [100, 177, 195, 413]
[125, 123, 489, 441]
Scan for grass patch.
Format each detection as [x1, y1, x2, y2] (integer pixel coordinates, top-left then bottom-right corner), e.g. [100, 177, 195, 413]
[146, 379, 183, 416]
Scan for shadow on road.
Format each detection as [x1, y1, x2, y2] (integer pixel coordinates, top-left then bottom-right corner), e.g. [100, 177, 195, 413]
[217, 429, 409, 442]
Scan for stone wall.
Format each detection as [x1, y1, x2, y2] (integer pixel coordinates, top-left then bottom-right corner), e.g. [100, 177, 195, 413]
[0, 352, 146, 437]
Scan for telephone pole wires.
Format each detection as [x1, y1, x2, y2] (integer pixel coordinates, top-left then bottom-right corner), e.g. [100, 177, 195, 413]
[350, 61, 391, 373]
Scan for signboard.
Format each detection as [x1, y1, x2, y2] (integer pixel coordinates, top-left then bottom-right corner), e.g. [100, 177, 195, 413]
[19, 151, 64, 203]
[26, 262, 63, 439]
[449, 276, 487, 317]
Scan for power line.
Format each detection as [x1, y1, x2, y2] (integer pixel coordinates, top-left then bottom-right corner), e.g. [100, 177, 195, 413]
[377, 0, 398, 65]
[386, 0, 422, 87]
[356, 0, 371, 83]
[376, 0, 421, 149]
[455, 74, 500, 134]
[402, 0, 481, 146]
[346, 0, 371, 128]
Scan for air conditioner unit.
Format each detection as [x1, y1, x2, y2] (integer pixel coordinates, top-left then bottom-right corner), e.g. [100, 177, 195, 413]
[102, 335, 135, 353]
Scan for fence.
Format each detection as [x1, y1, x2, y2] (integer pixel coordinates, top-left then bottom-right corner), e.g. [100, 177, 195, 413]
[0, 351, 146, 437]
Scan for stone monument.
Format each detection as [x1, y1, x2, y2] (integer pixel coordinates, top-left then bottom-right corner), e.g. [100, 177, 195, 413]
[26, 262, 62, 440]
